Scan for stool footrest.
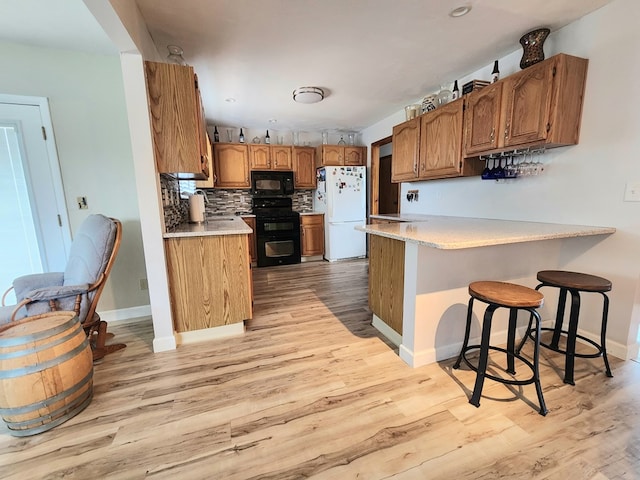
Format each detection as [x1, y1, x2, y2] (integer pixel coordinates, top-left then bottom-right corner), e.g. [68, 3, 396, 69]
[460, 345, 537, 386]
[529, 327, 605, 359]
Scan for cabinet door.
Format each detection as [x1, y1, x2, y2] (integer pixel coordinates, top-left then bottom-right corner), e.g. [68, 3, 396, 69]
[213, 144, 250, 188]
[145, 61, 204, 178]
[249, 145, 270, 170]
[502, 60, 554, 148]
[391, 118, 420, 182]
[194, 74, 209, 177]
[300, 214, 324, 256]
[419, 99, 463, 179]
[195, 133, 215, 188]
[344, 147, 364, 166]
[271, 146, 292, 170]
[464, 83, 502, 156]
[321, 145, 344, 166]
[293, 147, 316, 188]
[242, 216, 257, 263]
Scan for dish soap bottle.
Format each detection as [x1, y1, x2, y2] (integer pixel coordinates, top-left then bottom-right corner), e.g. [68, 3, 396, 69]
[239, 128, 245, 143]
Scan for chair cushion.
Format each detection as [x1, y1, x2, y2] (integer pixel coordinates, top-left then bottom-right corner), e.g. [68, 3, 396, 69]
[13, 272, 64, 302]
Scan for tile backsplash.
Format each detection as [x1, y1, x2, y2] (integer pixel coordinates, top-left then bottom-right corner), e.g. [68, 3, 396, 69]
[160, 176, 316, 231]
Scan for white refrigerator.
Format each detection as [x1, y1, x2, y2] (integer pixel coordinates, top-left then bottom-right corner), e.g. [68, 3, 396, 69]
[313, 166, 367, 261]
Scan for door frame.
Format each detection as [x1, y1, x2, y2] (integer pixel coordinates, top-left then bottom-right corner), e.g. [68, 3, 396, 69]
[0, 94, 72, 263]
[369, 135, 397, 219]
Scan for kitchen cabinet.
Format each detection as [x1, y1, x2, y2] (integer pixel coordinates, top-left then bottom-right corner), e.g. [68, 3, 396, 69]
[392, 99, 482, 182]
[144, 61, 209, 179]
[242, 216, 257, 263]
[300, 214, 324, 257]
[464, 53, 588, 156]
[164, 234, 252, 332]
[316, 145, 366, 167]
[249, 145, 292, 171]
[195, 133, 215, 188]
[292, 147, 316, 188]
[213, 143, 250, 188]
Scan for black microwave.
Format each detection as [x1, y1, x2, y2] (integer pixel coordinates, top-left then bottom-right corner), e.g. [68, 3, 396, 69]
[251, 171, 294, 196]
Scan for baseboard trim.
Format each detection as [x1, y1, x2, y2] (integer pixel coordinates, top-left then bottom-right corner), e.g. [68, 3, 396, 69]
[371, 314, 402, 347]
[176, 322, 245, 345]
[97, 304, 152, 323]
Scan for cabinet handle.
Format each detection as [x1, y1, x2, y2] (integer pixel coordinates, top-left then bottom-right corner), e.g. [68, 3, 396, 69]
[490, 127, 495, 143]
[504, 123, 510, 140]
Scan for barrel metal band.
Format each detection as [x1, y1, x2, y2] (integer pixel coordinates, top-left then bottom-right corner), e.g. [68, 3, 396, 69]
[0, 369, 93, 415]
[6, 390, 93, 437]
[0, 339, 89, 379]
[0, 328, 80, 360]
[0, 315, 79, 347]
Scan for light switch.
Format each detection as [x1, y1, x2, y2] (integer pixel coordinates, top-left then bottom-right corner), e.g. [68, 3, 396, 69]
[624, 182, 640, 202]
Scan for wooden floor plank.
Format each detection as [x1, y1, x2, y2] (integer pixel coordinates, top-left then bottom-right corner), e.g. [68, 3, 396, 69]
[0, 259, 638, 479]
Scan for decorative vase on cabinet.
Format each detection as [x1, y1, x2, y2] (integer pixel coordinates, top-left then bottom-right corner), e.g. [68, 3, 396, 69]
[519, 28, 551, 69]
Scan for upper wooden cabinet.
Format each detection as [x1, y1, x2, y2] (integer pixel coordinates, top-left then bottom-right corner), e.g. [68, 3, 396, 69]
[392, 99, 481, 182]
[419, 100, 465, 179]
[144, 61, 209, 179]
[464, 53, 588, 156]
[292, 147, 316, 188]
[316, 145, 366, 167]
[213, 143, 250, 188]
[391, 118, 420, 182]
[195, 133, 215, 188]
[249, 145, 292, 171]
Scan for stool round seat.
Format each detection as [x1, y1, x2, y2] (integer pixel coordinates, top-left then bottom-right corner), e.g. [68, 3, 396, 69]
[537, 270, 611, 292]
[469, 281, 544, 308]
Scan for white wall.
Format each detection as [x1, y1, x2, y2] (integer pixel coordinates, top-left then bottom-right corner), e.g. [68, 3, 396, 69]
[0, 39, 150, 317]
[361, 0, 640, 356]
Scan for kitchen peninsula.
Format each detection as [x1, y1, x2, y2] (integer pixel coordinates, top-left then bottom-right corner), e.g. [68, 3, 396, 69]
[357, 215, 615, 368]
[163, 217, 253, 344]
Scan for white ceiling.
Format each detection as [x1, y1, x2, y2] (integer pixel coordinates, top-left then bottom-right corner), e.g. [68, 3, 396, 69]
[0, 0, 614, 135]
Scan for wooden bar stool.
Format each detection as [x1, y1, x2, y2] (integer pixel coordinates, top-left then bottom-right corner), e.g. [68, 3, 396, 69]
[517, 270, 613, 385]
[454, 281, 547, 416]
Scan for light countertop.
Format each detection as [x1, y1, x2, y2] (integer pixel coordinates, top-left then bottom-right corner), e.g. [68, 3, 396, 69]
[164, 217, 252, 238]
[299, 211, 323, 216]
[357, 215, 615, 249]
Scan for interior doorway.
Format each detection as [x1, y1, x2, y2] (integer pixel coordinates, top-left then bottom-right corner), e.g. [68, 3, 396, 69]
[369, 135, 399, 219]
[0, 96, 71, 301]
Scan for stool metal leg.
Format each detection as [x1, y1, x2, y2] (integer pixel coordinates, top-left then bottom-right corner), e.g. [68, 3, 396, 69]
[550, 287, 568, 349]
[563, 289, 581, 385]
[600, 292, 613, 378]
[506, 308, 517, 375]
[516, 283, 543, 354]
[453, 297, 474, 370]
[470, 304, 497, 408]
[529, 307, 548, 416]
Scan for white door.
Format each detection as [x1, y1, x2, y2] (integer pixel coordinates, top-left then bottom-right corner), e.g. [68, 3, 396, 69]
[0, 97, 71, 301]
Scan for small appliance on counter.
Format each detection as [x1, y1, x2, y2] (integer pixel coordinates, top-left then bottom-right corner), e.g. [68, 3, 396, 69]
[188, 190, 208, 223]
[313, 166, 366, 261]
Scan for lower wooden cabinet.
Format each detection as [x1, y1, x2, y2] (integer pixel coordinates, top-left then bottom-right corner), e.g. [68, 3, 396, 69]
[164, 234, 252, 332]
[241, 216, 257, 263]
[300, 214, 324, 257]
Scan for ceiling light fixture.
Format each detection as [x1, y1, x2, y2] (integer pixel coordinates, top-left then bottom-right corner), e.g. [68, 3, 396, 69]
[292, 87, 325, 104]
[449, 5, 471, 17]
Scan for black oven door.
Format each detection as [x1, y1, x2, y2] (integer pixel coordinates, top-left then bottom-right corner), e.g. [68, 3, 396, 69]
[255, 216, 301, 267]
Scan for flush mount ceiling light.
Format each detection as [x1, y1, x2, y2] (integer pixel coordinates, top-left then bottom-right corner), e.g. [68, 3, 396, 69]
[449, 5, 472, 17]
[292, 87, 324, 104]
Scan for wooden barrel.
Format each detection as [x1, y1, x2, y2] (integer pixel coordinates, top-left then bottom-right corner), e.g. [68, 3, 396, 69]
[0, 311, 93, 436]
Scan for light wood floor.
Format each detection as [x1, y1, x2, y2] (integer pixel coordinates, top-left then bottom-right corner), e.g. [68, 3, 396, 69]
[1, 259, 639, 479]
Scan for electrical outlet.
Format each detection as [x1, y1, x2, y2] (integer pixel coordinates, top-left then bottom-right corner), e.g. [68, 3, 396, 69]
[139, 278, 148, 290]
[624, 182, 640, 202]
[76, 196, 88, 209]
[406, 189, 419, 202]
